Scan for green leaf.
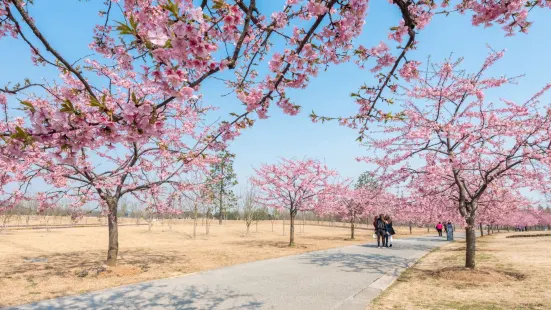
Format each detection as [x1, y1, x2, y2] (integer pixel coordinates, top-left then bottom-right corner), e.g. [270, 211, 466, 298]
[20, 101, 35, 112]
[149, 105, 158, 125]
[60, 99, 79, 115]
[131, 92, 138, 105]
[129, 15, 138, 29]
[212, 0, 225, 10]
[90, 96, 102, 108]
[161, 0, 179, 18]
[10, 126, 34, 146]
[115, 21, 134, 35]
[11, 126, 27, 140]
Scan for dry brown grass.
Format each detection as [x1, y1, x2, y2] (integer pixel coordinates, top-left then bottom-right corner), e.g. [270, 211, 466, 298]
[0, 219, 428, 307]
[370, 233, 551, 310]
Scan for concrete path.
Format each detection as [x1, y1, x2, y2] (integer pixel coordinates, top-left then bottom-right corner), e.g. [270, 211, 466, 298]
[8, 235, 451, 310]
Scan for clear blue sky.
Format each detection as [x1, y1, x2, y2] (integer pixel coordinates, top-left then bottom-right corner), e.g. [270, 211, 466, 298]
[1, 1, 550, 193]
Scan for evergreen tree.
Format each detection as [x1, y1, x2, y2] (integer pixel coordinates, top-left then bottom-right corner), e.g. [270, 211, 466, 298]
[355, 171, 378, 190]
[208, 151, 238, 224]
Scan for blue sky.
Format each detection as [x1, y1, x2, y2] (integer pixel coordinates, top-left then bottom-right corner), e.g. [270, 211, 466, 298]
[1, 1, 550, 194]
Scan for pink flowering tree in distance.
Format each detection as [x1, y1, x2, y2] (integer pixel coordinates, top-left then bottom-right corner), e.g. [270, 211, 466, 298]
[252, 158, 338, 246]
[362, 52, 551, 268]
[325, 181, 366, 240]
[331, 172, 399, 239]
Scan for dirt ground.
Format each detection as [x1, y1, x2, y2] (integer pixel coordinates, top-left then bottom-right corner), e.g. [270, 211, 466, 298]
[370, 233, 551, 310]
[0, 219, 428, 307]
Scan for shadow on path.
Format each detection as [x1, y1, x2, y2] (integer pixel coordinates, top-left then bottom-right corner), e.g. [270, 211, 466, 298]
[299, 251, 411, 274]
[10, 284, 263, 310]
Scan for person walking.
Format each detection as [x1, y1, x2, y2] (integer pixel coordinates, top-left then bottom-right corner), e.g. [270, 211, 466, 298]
[385, 215, 396, 247]
[376, 214, 386, 248]
[436, 222, 443, 237]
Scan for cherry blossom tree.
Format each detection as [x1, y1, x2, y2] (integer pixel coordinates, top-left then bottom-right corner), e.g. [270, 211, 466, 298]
[324, 181, 360, 239]
[252, 158, 338, 246]
[330, 184, 388, 240]
[363, 52, 551, 268]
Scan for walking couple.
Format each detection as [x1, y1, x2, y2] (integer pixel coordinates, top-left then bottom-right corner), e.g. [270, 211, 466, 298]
[373, 214, 395, 248]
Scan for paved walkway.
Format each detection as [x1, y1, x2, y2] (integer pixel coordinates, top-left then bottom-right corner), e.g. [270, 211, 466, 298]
[8, 235, 452, 310]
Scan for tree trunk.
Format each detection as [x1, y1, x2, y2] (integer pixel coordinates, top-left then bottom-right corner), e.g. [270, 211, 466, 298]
[465, 216, 476, 269]
[206, 207, 211, 235]
[193, 203, 198, 238]
[289, 209, 296, 246]
[218, 165, 224, 225]
[480, 223, 483, 236]
[350, 221, 355, 240]
[409, 222, 412, 234]
[106, 198, 119, 267]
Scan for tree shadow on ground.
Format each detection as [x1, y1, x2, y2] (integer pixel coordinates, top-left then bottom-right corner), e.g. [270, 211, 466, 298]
[1, 249, 184, 279]
[10, 284, 263, 310]
[298, 250, 411, 274]
[228, 240, 308, 249]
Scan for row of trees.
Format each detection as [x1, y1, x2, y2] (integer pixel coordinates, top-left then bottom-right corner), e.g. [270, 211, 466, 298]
[251, 156, 551, 268]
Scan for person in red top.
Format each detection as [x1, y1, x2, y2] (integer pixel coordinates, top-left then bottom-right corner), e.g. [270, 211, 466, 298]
[436, 222, 443, 237]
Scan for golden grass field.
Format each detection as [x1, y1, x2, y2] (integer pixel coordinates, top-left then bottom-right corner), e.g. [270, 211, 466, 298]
[0, 218, 428, 307]
[370, 233, 551, 310]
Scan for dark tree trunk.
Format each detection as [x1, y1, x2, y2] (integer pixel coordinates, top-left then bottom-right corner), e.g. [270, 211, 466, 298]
[480, 223, 483, 236]
[465, 216, 476, 269]
[409, 222, 412, 234]
[106, 197, 119, 266]
[289, 209, 296, 246]
[350, 221, 355, 240]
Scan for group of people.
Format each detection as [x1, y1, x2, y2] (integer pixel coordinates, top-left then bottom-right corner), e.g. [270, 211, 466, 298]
[373, 214, 395, 248]
[435, 221, 453, 237]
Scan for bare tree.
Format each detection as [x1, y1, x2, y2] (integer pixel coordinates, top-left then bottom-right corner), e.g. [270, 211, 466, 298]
[24, 200, 37, 226]
[0, 208, 15, 229]
[270, 208, 279, 232]
[242, 185, 259, 236]
[144, 206, 157, 232]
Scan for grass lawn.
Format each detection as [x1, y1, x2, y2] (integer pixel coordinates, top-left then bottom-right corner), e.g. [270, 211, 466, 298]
[370, 233, 551, 310]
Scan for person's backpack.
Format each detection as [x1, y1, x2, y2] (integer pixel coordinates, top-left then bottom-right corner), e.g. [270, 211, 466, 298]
[377, 219, 386, 230]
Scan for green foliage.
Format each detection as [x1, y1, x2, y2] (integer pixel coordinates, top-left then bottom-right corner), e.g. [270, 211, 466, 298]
[207, 150, 238, 219]
[20, 100, 35, 112]
[355, 171, 378, 190]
